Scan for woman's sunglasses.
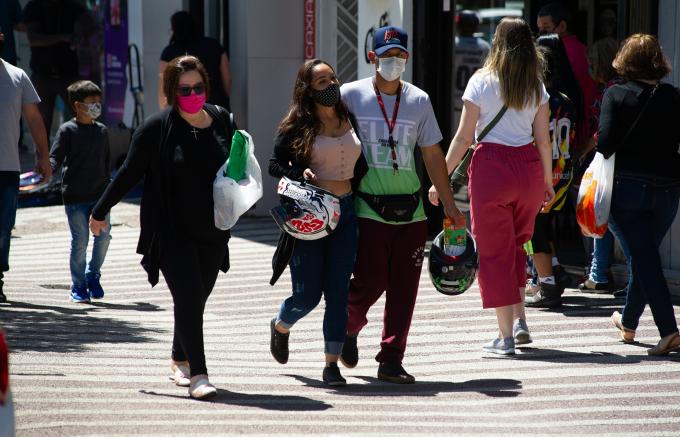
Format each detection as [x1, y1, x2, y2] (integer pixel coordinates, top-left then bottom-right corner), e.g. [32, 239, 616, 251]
[177, 84, 206, 96]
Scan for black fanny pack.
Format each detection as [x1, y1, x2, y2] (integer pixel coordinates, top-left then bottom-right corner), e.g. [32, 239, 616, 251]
[356, 190, 420, 222]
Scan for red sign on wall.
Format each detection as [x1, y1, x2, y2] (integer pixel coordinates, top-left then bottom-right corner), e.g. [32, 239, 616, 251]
[304, 0, 315, 59]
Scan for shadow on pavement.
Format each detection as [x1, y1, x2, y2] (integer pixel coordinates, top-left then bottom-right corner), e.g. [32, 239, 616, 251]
[139, 388, 332, 411]
[0, 300, 163, 354]
[512, 347, 680, 364]
[288, 374, 522, 398]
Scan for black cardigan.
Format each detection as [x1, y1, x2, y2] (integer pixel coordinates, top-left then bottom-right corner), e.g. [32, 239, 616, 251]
[268, 113, 368, 285]
[92, 104, 235, 286]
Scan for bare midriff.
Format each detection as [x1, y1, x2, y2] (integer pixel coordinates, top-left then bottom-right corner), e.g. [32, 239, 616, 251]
[314, 179, 352, 197]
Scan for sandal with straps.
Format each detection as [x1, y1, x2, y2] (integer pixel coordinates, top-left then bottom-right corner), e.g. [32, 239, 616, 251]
[169, 362, 191, 387]
[648, 333, 680, 356]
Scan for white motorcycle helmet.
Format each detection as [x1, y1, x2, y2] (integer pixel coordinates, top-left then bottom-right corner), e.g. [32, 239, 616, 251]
[270, 177, 341, 240]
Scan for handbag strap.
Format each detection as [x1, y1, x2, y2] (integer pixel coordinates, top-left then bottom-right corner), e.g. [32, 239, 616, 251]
[474, 105, 508, 146]
[620, 83, 659, 144]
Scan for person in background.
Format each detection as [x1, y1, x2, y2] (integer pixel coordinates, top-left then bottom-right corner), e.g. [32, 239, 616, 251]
[452, 10, 490, 133]
[524, 34, 578, 308]
[0, 0, 26, 65]
[49, 80, 111, 304]
[537, 2, 597, 157]
[433, 18, 553, 354]
[158, 11, 232, 110]
[0, 30, 52, 303]
[340, 26, 457, 383]
[598, 34, 680, 355]
[577, 37, 632, 297]
[90, 56, 235, 399]
[23, 0, 93, 136]
[268, 59, 367, 387]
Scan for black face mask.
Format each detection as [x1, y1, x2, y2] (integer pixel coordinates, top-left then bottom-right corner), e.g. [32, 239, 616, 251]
[311, 82, 340, 107]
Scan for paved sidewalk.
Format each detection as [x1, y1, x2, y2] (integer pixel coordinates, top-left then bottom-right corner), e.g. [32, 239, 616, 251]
[2, 202, 680, 436]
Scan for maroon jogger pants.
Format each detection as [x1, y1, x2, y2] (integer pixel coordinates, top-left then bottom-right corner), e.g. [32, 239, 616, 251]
[346, 218, 428, 364]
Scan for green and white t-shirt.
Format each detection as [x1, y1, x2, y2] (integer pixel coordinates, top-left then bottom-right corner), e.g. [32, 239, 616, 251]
[341, 77, 443, 224]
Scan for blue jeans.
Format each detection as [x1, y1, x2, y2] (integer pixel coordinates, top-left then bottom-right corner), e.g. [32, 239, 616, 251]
[277, 194, 358, 355]
[588, 218, 632, 291]
[611, 174, 680, 337]
[0, 172, 19, 285]
[65, 202, 111, 288]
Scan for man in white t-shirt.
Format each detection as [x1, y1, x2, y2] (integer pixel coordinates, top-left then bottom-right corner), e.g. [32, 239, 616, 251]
[339, 26, 458, 384]
[0, 30, 52, 303]
[453, 11, 490, 132]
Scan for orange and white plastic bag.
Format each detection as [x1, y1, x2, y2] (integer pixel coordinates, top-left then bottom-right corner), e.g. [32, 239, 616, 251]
[576, 152, 615, 238]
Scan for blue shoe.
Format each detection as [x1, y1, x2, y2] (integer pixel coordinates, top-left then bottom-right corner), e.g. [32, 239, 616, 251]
[70, 285, 90, 303]
[86, 273, 105, 299]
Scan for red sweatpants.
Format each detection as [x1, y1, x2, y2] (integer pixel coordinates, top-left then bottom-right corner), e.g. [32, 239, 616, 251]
[468, 142, 544, 308]
[346, 218, 428, 364]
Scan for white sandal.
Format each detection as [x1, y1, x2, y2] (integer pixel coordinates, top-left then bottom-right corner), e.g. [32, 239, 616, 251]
[169, 362, 191, 387]
[189, 375, 217, 400]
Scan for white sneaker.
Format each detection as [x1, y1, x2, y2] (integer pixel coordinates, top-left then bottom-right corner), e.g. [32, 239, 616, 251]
[483, 337, 515, 355]
[169, 362, 191, 387]
[189, 375, 217, 400]
[513, 319, 533, 345]
[525, 280, 540, 296]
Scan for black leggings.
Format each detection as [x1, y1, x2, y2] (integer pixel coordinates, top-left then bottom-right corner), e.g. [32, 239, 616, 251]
[160, 236, 228, 377]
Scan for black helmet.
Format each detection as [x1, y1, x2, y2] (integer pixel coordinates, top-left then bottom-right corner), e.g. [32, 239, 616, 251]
[428, 229, 478, 295]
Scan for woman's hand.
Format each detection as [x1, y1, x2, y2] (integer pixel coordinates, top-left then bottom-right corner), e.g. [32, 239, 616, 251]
[543, 179, 555, 207]
[90, 216, 108, 237]
[428, 185, 440, 206]
[303, 168, 317, 182]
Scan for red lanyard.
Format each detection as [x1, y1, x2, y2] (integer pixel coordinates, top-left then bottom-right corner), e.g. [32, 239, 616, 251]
[373, 79, 402, 174]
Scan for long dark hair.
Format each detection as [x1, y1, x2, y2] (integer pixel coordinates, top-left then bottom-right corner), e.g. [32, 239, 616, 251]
[170, 11, 198, 49]
[536, 34, 583, 120]
[278, 59, 350, 165]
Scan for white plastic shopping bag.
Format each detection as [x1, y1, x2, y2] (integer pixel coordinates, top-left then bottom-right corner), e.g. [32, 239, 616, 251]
[576, 152, 615, 238]
[213, 130, 263, 230]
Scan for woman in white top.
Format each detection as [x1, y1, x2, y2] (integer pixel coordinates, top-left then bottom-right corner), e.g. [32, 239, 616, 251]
[430, 18, 554, 355]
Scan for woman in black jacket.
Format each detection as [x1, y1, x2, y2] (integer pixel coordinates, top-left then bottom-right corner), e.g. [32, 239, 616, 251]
[90, 56, 234, 398]
[268, 59, 366, 386]
[598, 35, 680, 355]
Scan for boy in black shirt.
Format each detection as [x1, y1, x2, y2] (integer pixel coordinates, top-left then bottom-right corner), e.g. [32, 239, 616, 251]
[50, 80, 111, 303]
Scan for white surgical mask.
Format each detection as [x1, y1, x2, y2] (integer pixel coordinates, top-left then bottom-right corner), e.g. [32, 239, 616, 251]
[377, 56, 407, 81]
[84, 102, 102, 119]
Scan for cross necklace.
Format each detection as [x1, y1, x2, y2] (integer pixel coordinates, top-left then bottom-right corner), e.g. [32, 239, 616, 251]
[190, 127, 200, 140]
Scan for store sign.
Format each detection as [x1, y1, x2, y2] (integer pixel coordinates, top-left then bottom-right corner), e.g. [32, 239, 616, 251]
[103, 0, 128, 125]
[304, 0, 315, 59]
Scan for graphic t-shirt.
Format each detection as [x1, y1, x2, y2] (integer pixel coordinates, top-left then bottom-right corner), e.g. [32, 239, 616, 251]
[545, 88, 576, 212]
[341, 77, 443, 224]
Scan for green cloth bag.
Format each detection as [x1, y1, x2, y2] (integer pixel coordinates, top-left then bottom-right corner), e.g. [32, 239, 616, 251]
[225, 130, 248, 181]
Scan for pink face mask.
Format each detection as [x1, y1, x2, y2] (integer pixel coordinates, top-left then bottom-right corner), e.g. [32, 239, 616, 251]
[177, 93, 206, 114]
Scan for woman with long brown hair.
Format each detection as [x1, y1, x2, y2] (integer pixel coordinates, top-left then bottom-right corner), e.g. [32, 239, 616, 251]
[268, 59, 367, 385]
[430, 18, 554, 354]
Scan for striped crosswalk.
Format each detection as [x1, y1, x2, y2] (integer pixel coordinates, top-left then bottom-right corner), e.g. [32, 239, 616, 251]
[2, 201, 680, 436]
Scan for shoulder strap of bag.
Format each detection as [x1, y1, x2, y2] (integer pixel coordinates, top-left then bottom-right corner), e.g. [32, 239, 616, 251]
[475, 105, 508, 145]
[620, 84, 658, 144]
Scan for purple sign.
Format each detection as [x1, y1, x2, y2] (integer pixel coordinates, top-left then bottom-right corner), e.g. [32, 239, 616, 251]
[103, 0, 128, 125]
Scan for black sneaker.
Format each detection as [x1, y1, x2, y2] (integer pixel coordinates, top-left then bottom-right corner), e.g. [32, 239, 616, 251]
[525, 282, 563, 308]
[322, 363, 347, 387]
[377, 362, 415, 384]
[270, 318, 289, 364]
[577, 279, 612, 294]
[340, 333, 358, 368]
[613, 287, 628, 298]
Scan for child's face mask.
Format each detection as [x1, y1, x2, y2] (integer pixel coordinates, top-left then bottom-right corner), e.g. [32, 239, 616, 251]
[81, 102, 102, 119]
